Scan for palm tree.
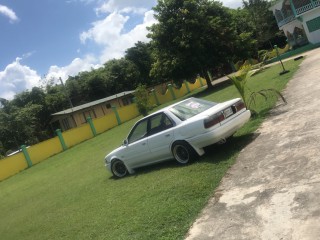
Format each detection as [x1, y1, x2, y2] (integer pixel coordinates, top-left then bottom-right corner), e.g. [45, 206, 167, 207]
[228, 65, 286, 113]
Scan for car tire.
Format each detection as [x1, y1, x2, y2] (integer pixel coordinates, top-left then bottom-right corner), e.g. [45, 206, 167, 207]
[172, 141, 197, 164]
[111, 159, 128, 178]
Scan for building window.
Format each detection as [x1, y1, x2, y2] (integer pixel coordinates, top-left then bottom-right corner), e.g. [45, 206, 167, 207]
[122, 97, 133, 106]
[62, 118, 71, 130]
[82, 110, 96, 123]
[307, 16, 320, 33]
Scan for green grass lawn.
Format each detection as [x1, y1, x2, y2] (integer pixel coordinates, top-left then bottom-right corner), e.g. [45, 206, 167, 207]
[0, 59, 302, 240]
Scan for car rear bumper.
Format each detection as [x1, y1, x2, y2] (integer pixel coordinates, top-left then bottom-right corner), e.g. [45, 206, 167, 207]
[187, 110, 251, 151]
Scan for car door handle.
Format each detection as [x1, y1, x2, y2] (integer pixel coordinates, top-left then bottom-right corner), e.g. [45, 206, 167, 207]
[142, 142, 146, 146]
[165, 134, 171, 137]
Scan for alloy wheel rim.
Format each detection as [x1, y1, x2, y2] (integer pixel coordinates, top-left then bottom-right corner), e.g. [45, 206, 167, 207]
[175, 145, 189, 163]
[113, 162, 127, 177]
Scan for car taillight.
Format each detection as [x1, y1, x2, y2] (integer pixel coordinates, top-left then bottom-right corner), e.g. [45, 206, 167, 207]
[234, 100, 246, 112]
[204, 112, 225, 128]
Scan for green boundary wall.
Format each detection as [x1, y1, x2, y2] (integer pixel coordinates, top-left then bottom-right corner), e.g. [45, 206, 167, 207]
[266, 43, 320, 64]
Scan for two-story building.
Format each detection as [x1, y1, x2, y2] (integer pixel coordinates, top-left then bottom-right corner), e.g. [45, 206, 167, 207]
[50, 91, 134, 131]
[270, 0, 320, 48]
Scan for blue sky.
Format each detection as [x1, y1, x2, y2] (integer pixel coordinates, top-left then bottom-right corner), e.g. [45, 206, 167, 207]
[0, 0, 242, 100]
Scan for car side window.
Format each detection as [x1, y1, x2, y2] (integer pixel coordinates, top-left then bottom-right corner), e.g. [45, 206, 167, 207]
[128, 119, 148, 144]
[148, 113, 174, 136]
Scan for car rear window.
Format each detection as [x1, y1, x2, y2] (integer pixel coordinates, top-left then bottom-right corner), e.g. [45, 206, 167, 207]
[169, 98, 216, 121]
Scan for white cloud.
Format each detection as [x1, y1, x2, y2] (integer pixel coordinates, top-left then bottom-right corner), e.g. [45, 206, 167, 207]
[46, 55, 101, 82]
[0, 5, 19, 23]
[220, 0, 243, 9]
[80, 12, 129, 45]
[100, 10, 156, 62]
[96, 0, 156, 15]
[81, 10, 156, 63]
[0, 58, 40, 100]
[66, 0, 96, 4]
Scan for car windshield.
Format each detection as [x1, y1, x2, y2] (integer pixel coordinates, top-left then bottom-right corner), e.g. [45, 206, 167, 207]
[169, 98, 216, 121]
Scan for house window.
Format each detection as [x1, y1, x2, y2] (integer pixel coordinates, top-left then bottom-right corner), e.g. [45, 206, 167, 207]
[122, 97, 133, 106]
[307, 16, 320, 33]
[82, 110, 96, 123]
[62, 118, 71, 130]
[106, 103, 111, 109]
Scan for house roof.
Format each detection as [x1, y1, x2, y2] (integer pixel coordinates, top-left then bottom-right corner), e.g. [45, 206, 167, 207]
[51, 90, 135, 116]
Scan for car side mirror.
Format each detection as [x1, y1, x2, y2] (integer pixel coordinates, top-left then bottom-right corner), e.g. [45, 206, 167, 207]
[123, 139, 128, 146]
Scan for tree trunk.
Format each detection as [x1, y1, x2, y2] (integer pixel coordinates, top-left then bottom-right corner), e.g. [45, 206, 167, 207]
[203, 71, 213, 89]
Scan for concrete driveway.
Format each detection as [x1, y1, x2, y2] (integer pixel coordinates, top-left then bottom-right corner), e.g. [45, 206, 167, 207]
[186, 48, 320, 240]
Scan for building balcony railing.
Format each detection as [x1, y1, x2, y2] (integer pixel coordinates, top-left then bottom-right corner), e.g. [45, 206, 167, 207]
[278, 15, 295, 27]
[296, 0, 320, 15]
[296, 3, 314, 14]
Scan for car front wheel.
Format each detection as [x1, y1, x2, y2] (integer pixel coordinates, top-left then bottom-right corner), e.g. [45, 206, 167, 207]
[111, 159, 128, 178]
[172, 141, 197, 164]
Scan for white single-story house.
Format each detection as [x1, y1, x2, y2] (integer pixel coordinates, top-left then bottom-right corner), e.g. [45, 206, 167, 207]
[270, 0, 320, 48]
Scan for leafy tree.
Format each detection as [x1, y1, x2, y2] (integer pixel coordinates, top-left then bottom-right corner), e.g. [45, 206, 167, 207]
[228, 9, 258, 60]
[0, 141, 4, 158]
[242, 0, 282, 49]
[104, 58, 141, 92]
[148, 0, 239, 88]
[125, 42, 156, 85]
[0, 101, 42, 152]
[45, 84, 70, 112]
[65, 75, 86, 105]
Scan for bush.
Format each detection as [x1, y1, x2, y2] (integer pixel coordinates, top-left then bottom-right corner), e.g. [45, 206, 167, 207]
[258, 50, 269, 62]
[134, 85, 151, 116]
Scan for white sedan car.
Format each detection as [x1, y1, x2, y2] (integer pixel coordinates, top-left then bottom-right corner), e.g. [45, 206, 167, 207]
[105, 97, 251, 178]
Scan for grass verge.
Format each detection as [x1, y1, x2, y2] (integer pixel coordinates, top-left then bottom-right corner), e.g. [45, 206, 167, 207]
[0, 59, 302, 239]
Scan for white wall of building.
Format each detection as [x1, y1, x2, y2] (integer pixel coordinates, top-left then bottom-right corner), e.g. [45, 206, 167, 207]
[301, 9, 320, 44]
[280, 19, 303, 33]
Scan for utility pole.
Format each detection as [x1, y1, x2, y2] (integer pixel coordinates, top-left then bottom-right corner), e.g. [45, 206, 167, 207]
[59, 77, 74, 109]
[59, 77, 77, 128]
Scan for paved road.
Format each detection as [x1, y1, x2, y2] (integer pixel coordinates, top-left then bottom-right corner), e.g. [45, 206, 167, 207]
[186, 48, 320, 240]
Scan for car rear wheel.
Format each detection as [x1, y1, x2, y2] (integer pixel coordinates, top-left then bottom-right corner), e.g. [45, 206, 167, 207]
[172, 141, 197, 164]
[111, 159, 128, 178]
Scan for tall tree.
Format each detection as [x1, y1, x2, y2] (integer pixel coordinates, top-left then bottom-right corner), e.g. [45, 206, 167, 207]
[148, 0, 238, 88]
[0, 101, 42, 152]
[228, 8, 258, 60]
[242, 0, 280, 49]
[103, 58, 141, 92]
[125, 42, 155, 85]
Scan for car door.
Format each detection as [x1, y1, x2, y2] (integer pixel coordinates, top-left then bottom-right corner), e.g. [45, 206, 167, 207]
[122, 118, 150, 168]
[147, 113, 175, 161]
